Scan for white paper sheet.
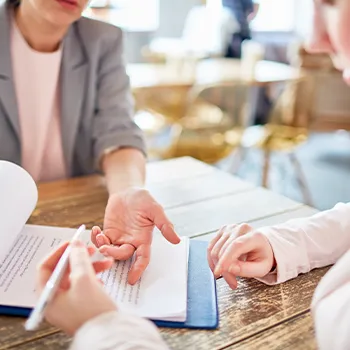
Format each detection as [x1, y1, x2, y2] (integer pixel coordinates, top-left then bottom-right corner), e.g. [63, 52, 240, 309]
[0, 225, 83, 308]
[100, 234, 189, 322]
[0, 161, 38, 260]
[0, 225, 189, 322]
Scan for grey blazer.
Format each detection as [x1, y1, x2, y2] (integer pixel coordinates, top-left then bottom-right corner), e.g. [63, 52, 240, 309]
[0, 3, 145, 177]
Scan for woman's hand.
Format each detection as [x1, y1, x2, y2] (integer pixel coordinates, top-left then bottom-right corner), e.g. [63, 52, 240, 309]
[207, 223, 275, 289]
[91, 187, 180, 285]
[37, 241, 116, 336]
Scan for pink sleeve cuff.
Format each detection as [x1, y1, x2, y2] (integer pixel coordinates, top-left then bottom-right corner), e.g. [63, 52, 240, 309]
[256, 225, 311, 285]
[256, 202, 350, 285]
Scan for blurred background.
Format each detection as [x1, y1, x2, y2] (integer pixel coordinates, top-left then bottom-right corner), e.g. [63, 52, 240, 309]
[86, 0, 350, 210]
[35, 1, 350, 209]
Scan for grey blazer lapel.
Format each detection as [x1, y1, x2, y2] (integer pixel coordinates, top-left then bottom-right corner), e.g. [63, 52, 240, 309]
[0, 4, 21, 143]
[60, 23, 88, 176]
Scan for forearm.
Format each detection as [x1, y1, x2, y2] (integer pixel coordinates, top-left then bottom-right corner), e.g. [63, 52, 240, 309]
[258, 202, 350, 284]
[247, 3, 259, 21]
[102, 148, 146, 195]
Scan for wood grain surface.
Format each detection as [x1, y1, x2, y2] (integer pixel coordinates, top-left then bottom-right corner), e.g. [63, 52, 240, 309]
[159, 268, 328, 350]
[230, 312, 317, 350]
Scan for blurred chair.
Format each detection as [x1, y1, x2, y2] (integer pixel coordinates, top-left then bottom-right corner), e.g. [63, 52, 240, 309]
[308, 73, 350, 131]
[290, 43, 350, 131]
[142, 4, 239, 63]
[140, 46, 167, 64]
[134, 109, 183, 161]
[295, 73, 350, 132]
[134, 83, 250, 164]
[289, 45, 336, 71]
[234, 45, 350, 205]
[133, 85, 191, 123]
[236, 77, 312, 204]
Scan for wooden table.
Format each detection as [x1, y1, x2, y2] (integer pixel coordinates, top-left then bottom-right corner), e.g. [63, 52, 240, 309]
[128, 58, 301, 89]
[1, 157, 326, 350]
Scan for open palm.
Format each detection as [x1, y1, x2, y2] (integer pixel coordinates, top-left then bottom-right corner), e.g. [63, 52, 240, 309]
[91, 187, 180, 284]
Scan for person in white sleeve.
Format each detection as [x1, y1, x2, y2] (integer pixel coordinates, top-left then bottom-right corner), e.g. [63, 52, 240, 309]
[209, 203, 350, 350]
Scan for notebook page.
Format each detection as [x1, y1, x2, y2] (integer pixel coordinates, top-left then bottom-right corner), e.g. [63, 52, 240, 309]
[100, 233, 189, 322]
[0, 225, 188, 323]
[0, 225, 89, 308]
[0, 161, 38, 261]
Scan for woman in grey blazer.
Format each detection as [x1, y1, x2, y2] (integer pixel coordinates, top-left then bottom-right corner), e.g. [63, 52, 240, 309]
[1, 0, 180, 284]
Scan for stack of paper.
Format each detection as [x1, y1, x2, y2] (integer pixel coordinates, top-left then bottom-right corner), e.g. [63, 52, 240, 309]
[100, 233, 189, 322]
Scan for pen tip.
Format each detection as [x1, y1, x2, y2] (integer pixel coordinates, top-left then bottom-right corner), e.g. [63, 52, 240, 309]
[24, 319, 37, 331]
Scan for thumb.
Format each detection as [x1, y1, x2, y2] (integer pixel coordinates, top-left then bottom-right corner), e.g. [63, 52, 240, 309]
[96, 233, 111, 248]
[150, 203, 180, 244]
[215, 235, 257, 275]
[69, 240, 95, 283]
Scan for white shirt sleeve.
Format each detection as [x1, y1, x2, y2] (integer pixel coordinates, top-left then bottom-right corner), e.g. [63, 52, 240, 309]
[70, 311, 169, 350]
[257, 202, 350, 284]
[312, 249, 350, 350]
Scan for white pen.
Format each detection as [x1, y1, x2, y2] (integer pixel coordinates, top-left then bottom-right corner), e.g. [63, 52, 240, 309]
[25, 224, 86, 331]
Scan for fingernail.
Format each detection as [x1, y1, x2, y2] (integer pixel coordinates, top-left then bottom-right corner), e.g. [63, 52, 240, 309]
[228, 265, 240, 275]
[168, 223, 176, 232]
[99, 246, 109, 256]
[214, 265, 221, 276]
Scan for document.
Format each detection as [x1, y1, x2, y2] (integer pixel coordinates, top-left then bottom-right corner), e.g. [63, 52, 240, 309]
[0, 161, 189, 322]
[0, 225, 79, 308]
[101, 233, 188, 321]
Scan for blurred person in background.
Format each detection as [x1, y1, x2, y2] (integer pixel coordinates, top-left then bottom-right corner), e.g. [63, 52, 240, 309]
[222, 0, 260, 58]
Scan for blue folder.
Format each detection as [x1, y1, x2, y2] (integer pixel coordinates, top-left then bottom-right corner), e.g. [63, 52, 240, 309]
[0, 240, 219, 329]
[153, 240, 219, 329]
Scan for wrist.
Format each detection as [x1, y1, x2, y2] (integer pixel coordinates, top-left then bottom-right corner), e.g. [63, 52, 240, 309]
[261, 233, 277, 273]
[108, 185, 146, 199]
[73, 309, 118, 336]
[102, 148, 146, 195]
[108, 183, 144, 196]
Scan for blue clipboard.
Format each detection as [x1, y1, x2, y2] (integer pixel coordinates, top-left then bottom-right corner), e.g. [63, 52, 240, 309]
[0, 240, 219, 329]
[153, 240, 219, 329]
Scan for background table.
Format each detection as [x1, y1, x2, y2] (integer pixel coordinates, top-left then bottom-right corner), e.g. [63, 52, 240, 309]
[128, 59, 301, 89]
[0, 157, 327, 350]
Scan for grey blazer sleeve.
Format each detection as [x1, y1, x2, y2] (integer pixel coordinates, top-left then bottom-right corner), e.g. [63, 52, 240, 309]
[92, 29, 146, 170]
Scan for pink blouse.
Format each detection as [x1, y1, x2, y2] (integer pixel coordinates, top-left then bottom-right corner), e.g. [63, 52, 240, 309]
[11, 16, 66, 182]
